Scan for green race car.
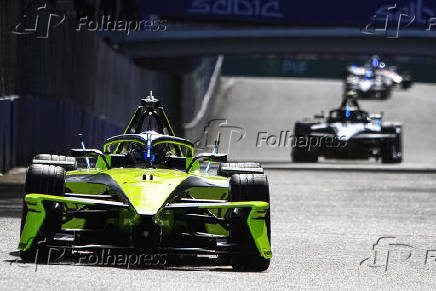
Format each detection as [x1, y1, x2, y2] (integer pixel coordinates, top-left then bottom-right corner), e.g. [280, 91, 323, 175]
[18, 95, 271, 271]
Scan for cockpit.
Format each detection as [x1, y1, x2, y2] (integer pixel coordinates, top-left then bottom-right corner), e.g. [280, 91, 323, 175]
[327, 109, 370, 123]
[103, 132, 194, 170]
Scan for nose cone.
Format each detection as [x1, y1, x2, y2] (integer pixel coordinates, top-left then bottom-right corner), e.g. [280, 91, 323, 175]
[107, 168, 189, 215]
[332, 123, 366, 141]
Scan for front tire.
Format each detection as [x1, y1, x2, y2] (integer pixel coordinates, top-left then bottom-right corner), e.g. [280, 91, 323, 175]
[20, 164, 66, 261]
[229, 174, 271, 272]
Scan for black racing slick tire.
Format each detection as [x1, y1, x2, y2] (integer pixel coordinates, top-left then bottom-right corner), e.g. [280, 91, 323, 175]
[401, 73, 413, 89]
[32, 154, 77, 171]
[229, 174, 271, 272]
[381, 127, 403, 164]
[291, 122, 319, 163]
[291, 147, 319, 163]
[20, 164, 66, 261]
[217, 162, 263, 177]
[34, 154, 73, 162]
[221, 162, 261, 169]
[25, 164, 66, 195]
[379, 88, 392, 100]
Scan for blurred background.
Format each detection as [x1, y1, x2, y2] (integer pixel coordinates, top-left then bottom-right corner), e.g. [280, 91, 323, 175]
[1, 0, 436, 172]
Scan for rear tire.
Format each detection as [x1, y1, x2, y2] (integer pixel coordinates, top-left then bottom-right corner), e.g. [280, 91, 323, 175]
[381, 127, 403, 163]
[401, 73, 413, 89]
[229, 174, 271, 272]
[291, 148, 318, 163]
[20, 164, 65, 261]
[291, 122, 319, 163]
[34, 154, 73, 162]
[217, 162, 263, 177]
[380, 88, 391, 100]
[32, 154, 77, 171]
[25, 164, 66, 195]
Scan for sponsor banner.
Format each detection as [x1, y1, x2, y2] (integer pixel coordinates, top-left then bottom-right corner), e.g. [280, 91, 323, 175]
[221, 56, 436, 83]
[139, 0, 436, 28]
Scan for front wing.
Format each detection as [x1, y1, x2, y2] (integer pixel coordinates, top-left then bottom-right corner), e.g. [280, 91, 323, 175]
[19, 194, 271, 259]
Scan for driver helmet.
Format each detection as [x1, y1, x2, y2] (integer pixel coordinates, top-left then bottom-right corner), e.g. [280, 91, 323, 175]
[129, 134, 171, 165]
[370, 55, 381, 69]
[345, 89, 358, 100]
[341, 90, 359, 108]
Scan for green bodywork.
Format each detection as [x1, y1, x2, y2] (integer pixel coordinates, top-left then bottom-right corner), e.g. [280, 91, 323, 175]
[19, 133, 271, 259]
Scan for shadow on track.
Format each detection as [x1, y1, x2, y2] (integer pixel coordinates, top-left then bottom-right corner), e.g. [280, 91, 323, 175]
[4, 252, 236, 272]
[0, 182, 24, 218]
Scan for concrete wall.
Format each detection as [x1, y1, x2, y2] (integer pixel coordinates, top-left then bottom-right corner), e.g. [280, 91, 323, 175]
[0, 0, 181, 172]
[0, 96, 123, 173]
[182, 56, 222, 145]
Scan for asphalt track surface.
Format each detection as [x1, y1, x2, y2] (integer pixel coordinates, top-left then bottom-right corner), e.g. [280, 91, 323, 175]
[1, 78, 436, 289]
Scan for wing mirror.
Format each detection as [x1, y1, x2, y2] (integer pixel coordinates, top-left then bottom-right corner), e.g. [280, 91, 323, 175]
[70, 149, 110, 169]
[186, 153, 227, 172]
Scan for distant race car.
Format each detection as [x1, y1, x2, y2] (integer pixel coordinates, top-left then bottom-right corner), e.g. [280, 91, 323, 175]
[344, 56, 413, 99]
[291, 91, 403, 163]
[18, 94, 271, 271]
[344, 70, 393, 100]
